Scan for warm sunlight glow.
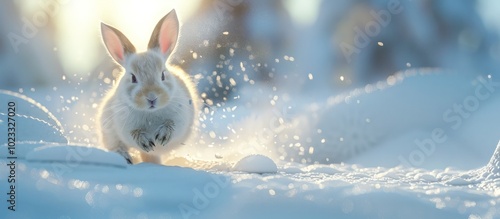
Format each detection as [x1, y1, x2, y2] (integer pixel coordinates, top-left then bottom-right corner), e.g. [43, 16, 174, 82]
[101, 0, 201, 52]
[283, 0, 322, 26]
[55, 0, 200, 75]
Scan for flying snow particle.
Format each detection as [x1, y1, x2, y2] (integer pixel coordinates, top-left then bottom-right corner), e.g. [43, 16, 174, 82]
[308, 147, 314, 155]
[387, 75, 397, 86]
[269, 189, 276, 196]
[40, 170, 50, 179]
[240, 62, 246, 72]
[103, 78, 111, 84]
[133, 188, 143, 197]
[209, 131, 216, 139]
[229, 78, 237, 86]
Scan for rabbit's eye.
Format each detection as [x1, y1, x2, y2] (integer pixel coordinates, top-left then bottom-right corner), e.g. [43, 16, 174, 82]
[161, 70, 166, 81]
[131, 73, 137, 83]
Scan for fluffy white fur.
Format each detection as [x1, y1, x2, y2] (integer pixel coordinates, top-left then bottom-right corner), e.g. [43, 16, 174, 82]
[97, 10, 198, 164]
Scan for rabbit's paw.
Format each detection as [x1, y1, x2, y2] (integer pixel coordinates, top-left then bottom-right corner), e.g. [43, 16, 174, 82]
[154, 119, 174, 146]
[116, 148, 133, 164]
[131, 129, 155, 152]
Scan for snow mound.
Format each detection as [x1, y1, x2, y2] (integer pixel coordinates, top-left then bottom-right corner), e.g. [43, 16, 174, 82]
[483, 140, 500, 179]
[0, 90, 67, 144]
[475, 140, 500, 180]
[26, 144, 128, 168]
[233, 154, 278, 173]
[0, 143, 50, 159]
[2, 141, 500, 218]
[443, 140, 500, 187]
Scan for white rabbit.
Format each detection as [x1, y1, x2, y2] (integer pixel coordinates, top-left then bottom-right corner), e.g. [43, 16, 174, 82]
[97, 10, 198, 164]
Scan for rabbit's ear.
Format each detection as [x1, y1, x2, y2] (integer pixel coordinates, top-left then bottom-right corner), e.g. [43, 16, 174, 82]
[101, 23, 136, 65]
[148, 9, 179, 57]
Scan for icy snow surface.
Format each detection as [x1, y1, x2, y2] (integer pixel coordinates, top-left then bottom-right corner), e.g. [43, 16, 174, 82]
[1, 71, 500, 219]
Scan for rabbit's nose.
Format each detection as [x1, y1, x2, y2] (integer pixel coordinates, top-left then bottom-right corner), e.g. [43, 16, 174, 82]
[147, 97, 157, 105]
[146, 92, 157, 104]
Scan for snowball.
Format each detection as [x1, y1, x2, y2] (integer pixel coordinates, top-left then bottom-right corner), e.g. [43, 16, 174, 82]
[233, 154, 278, 174]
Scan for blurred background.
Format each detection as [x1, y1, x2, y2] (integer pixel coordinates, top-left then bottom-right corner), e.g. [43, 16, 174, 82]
[2, 0, 500, 168]
[2, 0, 500, 94]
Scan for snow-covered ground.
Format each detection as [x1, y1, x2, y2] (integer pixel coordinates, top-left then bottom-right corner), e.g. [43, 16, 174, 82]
[2, 1, 500, 218]
[2, 142, 500, 219]
[1, 69, 500, 219]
